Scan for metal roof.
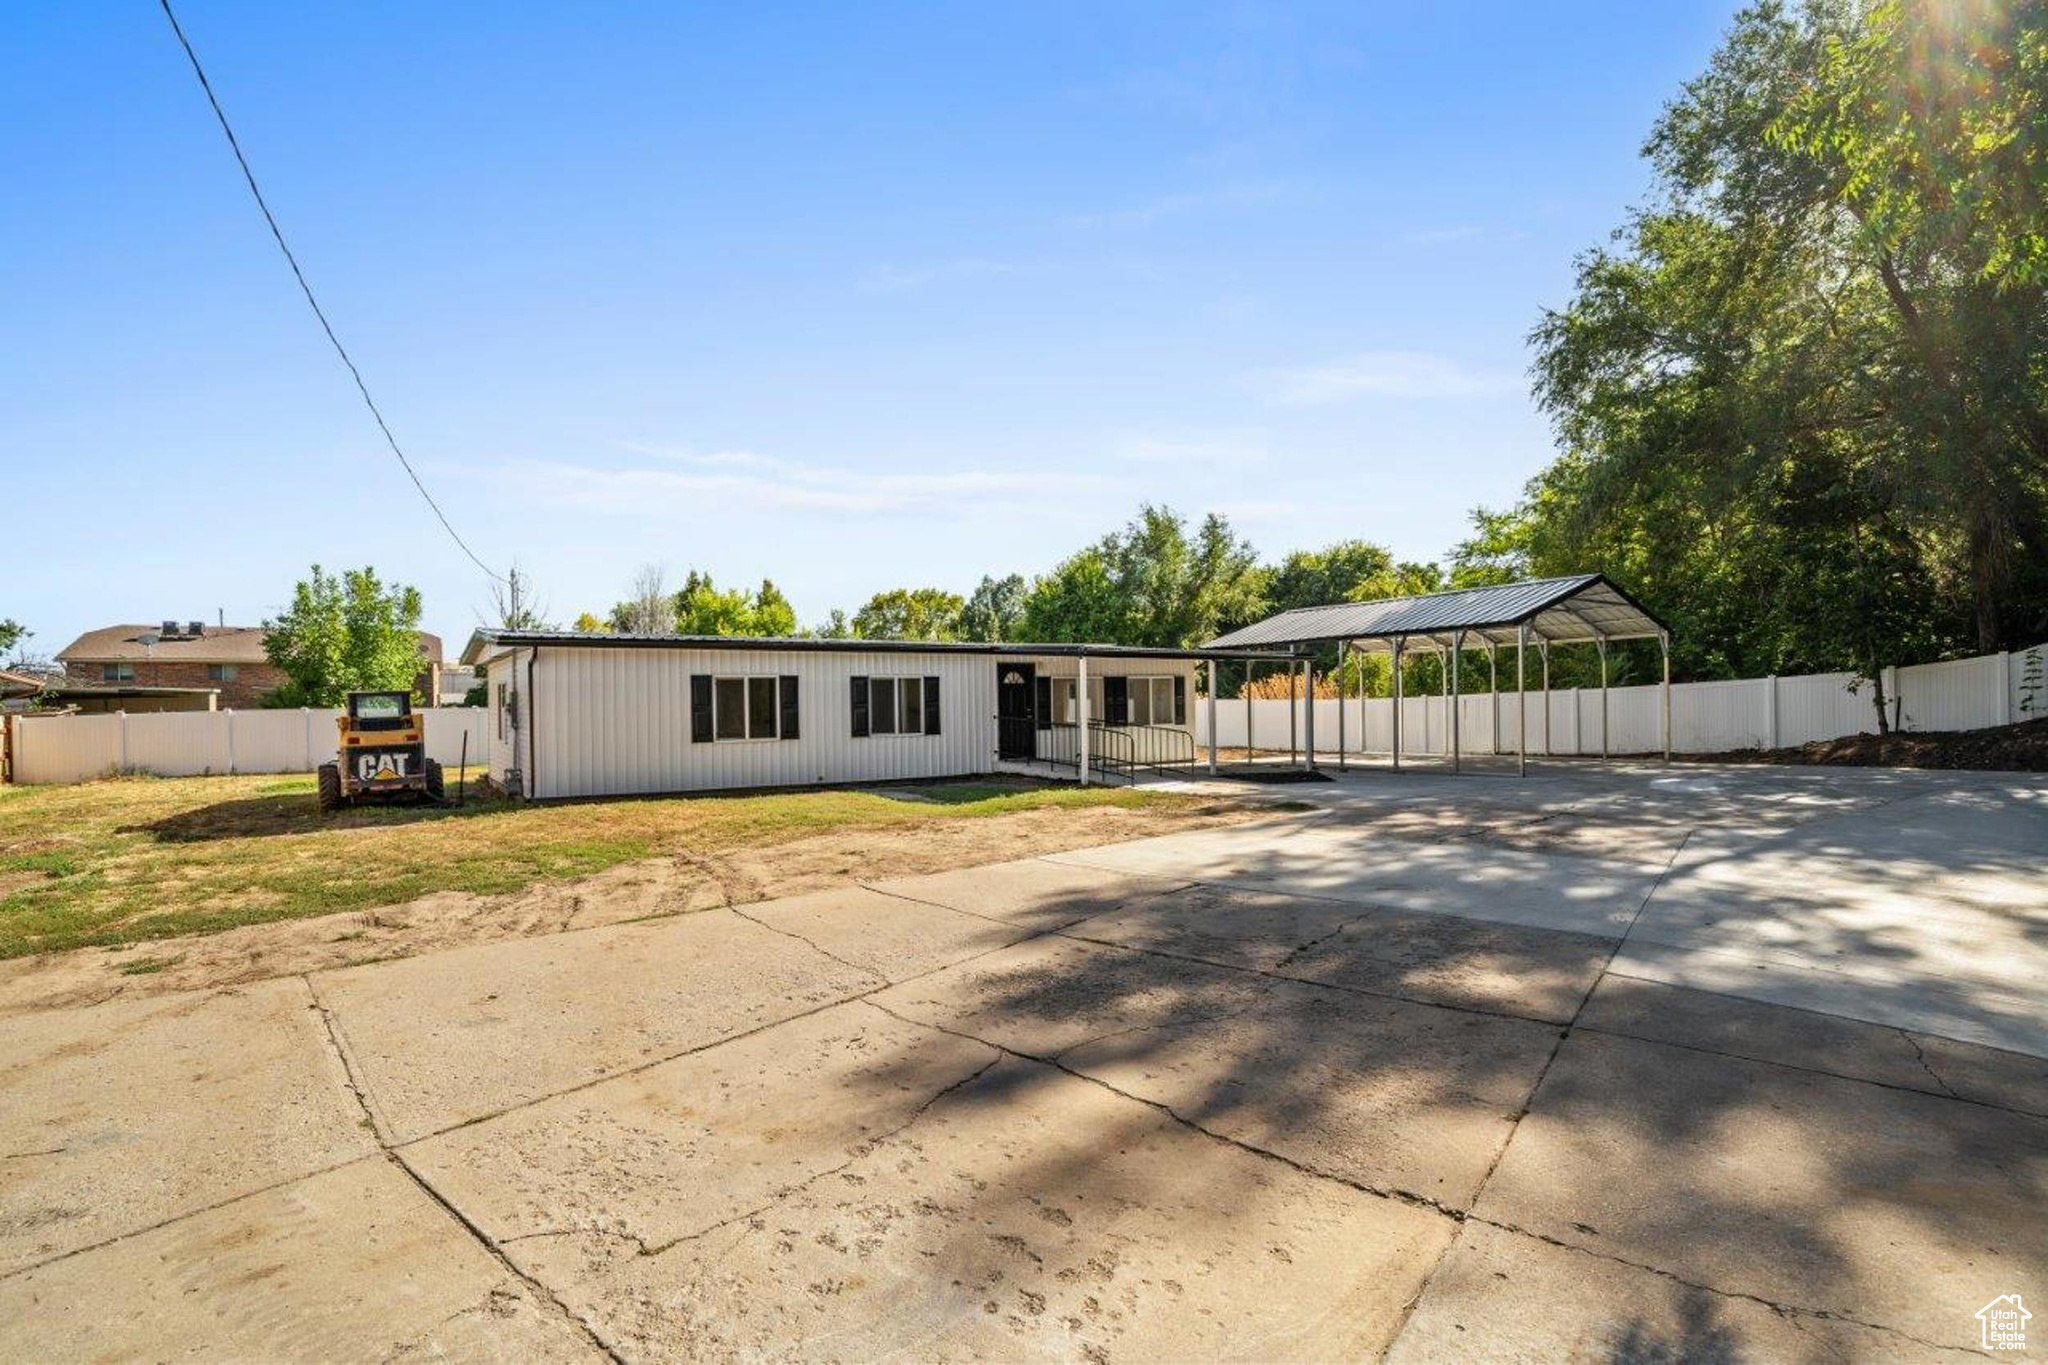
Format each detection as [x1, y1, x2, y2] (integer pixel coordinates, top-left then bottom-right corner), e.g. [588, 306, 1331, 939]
[460, 629, 1292, 668]
[1205, 574, 1668, 652]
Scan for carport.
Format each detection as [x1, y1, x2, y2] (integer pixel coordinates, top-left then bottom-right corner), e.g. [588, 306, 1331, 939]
[1204, 574, 1671, 776]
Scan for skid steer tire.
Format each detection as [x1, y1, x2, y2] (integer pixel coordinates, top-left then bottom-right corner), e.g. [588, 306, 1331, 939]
[423, 758, 445, 804]
[317, 762, 343, 813]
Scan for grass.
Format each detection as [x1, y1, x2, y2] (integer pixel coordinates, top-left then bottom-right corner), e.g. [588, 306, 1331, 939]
[0, 770, 1202, 960]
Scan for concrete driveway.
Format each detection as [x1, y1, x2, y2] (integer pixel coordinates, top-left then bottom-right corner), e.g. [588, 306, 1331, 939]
[2, 761, 2043, 1360]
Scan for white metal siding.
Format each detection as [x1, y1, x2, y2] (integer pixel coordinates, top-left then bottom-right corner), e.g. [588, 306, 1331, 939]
[528, 646, 999, 800]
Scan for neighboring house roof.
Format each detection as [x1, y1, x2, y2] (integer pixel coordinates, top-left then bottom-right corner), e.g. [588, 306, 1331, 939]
[0, 670, 44, 700]
[461, 629, 1293, 668]
[57, 625, 445, 665]
[1205, 574, 1669, 652]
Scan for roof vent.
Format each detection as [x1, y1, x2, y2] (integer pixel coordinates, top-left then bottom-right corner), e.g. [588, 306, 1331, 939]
[161, 619, 179, 639]
[187, 621, 205, 637]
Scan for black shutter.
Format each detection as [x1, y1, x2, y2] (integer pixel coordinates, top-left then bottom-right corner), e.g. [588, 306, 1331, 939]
[779, 675, 800, 740]
[1035, 675, 1052, 730]
[924, 676, 941, 735]
[850, 675, 869, 738]
[690, 674, 713, 743]
[1105, 675, 1129, 726]
[1174, 675, 1187, 725]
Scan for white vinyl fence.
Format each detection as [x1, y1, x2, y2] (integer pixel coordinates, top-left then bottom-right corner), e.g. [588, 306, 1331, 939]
[6, 707, 491, 786]
[1194, 643, 2047, 758]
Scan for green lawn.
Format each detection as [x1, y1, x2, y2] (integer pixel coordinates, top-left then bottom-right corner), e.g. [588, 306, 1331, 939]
[0, 772, 1199, 959]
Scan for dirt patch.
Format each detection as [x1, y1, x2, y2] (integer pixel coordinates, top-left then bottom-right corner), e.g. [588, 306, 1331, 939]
[1681, 716, 2048, 772]
[0, 798, 1279, 1016]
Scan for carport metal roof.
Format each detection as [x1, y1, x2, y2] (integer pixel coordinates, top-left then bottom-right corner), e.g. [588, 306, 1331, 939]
[1205, 573, 1667, 653]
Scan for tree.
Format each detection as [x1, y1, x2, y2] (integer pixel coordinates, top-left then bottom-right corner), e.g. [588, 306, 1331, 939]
[814, 609, 854, 639]
[572, 611, 610, 633]
[1508, 0, 2047, 703]
[1019, 505, 1264, 648]
[612, 565, 672, 634]
[958, 574, 1028, 642]
[851, 587, 966, 641]
[669, 571, 799, 636]
[0, 619, 25, 663]
[262, 565, 426, 707]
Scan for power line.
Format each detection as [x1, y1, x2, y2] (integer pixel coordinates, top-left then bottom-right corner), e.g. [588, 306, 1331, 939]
[157, 0, 503, 584]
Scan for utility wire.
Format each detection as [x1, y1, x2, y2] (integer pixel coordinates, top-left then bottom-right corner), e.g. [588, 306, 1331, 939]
[157, 0, 504, 584]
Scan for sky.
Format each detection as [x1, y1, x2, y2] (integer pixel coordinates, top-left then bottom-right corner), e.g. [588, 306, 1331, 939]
[4, 1, 1740, 657]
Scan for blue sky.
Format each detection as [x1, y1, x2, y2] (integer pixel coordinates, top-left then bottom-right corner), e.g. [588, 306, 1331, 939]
[5, 1, 1737, 655]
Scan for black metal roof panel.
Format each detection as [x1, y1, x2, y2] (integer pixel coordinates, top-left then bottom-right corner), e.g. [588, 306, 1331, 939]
[1205, 574, 1667, 650]
[460, 629, 1290, 667]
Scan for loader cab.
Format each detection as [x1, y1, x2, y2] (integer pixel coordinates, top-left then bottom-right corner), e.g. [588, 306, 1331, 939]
[347, 690, 413, 731]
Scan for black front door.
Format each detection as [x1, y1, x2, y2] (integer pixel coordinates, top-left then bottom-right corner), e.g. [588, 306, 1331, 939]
[997, 662, 1037, 760]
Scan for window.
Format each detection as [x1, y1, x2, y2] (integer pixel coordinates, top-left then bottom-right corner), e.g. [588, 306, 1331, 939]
[851, 675, 941, 737]
[495, 684, 516, 741]
[101, 663, 135, 683]
[702, 674, 791, 742]
[1109, 675, 1183, 727]
[206, 664, 238, 683]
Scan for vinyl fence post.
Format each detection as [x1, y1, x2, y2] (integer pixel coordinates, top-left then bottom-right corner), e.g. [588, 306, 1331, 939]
[303, 708, 313, 770]
[1998, 652, 2012, 726]
[119, 710, 129, 773]
[226, 709, 236, 775]
[1768, 675, 1780, 749]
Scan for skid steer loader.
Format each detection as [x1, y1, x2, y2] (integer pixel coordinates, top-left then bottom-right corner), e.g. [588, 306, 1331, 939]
[317, 690, 444, 811]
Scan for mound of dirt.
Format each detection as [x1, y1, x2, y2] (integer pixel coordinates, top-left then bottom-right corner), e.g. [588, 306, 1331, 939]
[1686, 716, 2048, 772]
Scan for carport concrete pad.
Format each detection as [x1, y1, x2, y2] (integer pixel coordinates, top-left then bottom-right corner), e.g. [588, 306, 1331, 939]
[1471, 1027, 2048, 1352]
[316, 907, 877, 1141]
[0, 1158, 601, 1361]
[0, 979, 377, 1275]
[499, 1056, 1455, 1362]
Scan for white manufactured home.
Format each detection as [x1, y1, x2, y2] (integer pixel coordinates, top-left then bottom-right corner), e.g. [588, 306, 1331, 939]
[459, 630, 1241, 800]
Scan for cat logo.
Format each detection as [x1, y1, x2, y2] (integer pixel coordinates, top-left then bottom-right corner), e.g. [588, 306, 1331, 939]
[356, 753, 410, 783]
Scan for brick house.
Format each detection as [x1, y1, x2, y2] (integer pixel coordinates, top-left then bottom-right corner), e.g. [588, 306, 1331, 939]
[56, 621, 444, 709]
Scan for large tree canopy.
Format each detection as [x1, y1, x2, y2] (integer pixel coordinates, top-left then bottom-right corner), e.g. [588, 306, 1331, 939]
[263, 566, 425, 707]
[1491, 0, 2048, 694]
[850, 587, 966, 641]
[1019, 505, 1265, 648]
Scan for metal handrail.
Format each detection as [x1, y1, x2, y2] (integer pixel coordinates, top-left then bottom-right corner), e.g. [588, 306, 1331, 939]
[1032, 720, 1195, 781]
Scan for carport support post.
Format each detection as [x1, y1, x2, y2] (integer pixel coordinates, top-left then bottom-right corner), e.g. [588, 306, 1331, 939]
[1205, 662, 1218, 774]
[1541, 640, 1552, 756]
[1596, 636, 1610, 761]
[1303, 658, 1316, 771]
[1450, 630, 1464, 774]
[1288, 659, 1299, 766]
[1077, 654, 1090, 786]
[1245, 661, 1255, 761]
[1336, 643, 1347, 771]
[1391, 637, 1404, 771]
[1488, 643, 1499, 755]
[1517, 623, 1528, 777]
[1660, 631, 1672, 765]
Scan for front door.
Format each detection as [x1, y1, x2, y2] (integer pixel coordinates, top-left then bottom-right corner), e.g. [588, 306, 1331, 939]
[997, 663, 1037, 760]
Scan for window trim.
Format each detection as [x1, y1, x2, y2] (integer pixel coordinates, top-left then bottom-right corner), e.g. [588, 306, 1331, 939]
[863, 674, 934, 738]
[102, 662, 136, 683]
[711, 673, 784, 743]
[206, 663, 239, 683]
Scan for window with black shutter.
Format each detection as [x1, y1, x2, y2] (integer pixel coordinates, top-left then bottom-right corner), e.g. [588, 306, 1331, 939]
[924, 676, 941, 735]
[1173, 675, 1187, 725]
[1104, 675, 1129, 726]
[1034, 675, 1051, 730]
[850, 675, 870, 737]
[779, 675, 800, 740]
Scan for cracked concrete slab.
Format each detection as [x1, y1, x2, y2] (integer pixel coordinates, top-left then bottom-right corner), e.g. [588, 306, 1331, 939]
[315, 907, 878, 1141]
[736, 885, 1026, 982]
[869, 933, 1276, 1059]
[498, 1055, 1454, 1362]
[1066, 882, 1365, 974]
[1581, 973, 2048, 1117]
[1470, 1027, 2048, 1353]
[865, 856, 1190, 933]
[1388, 1219, 1975, 1362]
[0, 1158, 602, 1361]
[0, 978, 377, 1275]
[400, 1002, 999, 1255]
[1056, 980, 1561, 1210]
